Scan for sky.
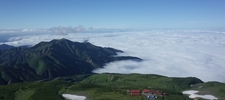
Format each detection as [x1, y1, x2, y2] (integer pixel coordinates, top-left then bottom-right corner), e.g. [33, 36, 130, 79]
[0, 0, 225, 29]
[1, 0, 225, 83]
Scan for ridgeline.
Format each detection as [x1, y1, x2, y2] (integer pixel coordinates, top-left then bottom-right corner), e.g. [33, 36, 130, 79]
[0, 39, 141, 84]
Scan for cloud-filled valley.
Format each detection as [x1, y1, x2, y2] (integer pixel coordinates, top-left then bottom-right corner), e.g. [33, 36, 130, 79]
[1, 30, 225, 83]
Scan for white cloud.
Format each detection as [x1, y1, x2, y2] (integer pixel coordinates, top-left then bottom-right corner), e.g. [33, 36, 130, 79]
[1, 30, 225, 83]
[48, 25, 85, 35]
[0, 28, 47, 34]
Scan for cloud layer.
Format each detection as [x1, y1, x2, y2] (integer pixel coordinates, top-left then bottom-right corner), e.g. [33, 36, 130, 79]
[48, 25, 85, 35]
[1, 30, 225, 82]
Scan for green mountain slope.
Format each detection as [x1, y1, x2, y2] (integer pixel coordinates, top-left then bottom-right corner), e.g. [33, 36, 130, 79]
[0, 80, 72, 100]
[0, 39, 141, 84]
[81, 73, 203, 91]
[65, 73, 203, 100]
[0, 64, 42, 85]
[1, 74, 225, 100]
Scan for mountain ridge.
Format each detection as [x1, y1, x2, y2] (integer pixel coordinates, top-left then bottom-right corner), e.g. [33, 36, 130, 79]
[0, 39, 141, 85]
[0, 44, 14, 50]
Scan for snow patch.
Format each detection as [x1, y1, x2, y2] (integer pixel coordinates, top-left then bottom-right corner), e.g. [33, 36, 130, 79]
[182, 90, 218, 100]
[62, 94, 86, 100]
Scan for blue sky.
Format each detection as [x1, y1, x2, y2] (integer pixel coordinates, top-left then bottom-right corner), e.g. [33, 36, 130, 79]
[0, 0, 225, 29]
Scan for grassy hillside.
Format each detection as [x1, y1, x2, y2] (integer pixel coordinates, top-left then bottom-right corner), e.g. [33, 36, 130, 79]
[0, 74, 90, 100]
[1, 73, 224, 100]
[0, 73, 199, 100]
[81, 73, 203, 91]
[0, 81, 71, 100]
[64, 73, 203, 100]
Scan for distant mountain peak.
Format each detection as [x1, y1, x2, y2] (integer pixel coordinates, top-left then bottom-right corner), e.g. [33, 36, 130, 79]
[53, 38, 70, 41]
[0, 44, 14, 50]
[50, 38, 73, 43]
[32, 38, 73, 50]
[0, 39, 141, 84]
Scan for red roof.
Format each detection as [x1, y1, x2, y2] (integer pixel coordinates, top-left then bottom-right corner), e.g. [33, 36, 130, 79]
[130, 90, 141, 96]
[143, 89, 154, 93]
[155, 92, 162, 95]
[131, 93, 141, 96]
[131, 90, 141, 93]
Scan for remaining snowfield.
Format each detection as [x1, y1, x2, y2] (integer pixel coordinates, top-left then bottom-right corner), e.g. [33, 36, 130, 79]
[182, 90, 217, 100]
[62, 94, 86, 100]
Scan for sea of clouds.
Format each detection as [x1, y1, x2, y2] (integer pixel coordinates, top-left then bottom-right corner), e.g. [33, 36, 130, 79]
[1, 29, 225, 83]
